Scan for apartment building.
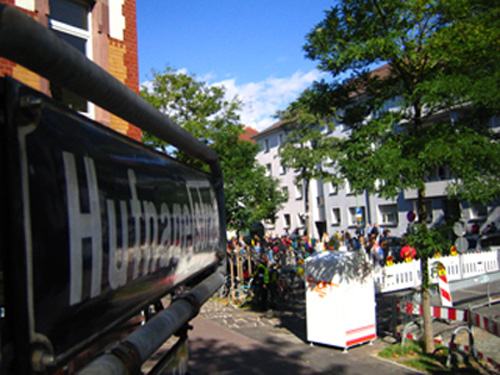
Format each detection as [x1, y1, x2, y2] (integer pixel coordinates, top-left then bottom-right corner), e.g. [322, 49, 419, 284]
[254, 111, 500, 242]
[254, 120, 325, 239]
[0, 0, 141, 141]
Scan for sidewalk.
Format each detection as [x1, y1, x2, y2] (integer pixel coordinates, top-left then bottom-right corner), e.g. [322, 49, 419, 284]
[189, 298, 422, 375]
[188, 316, 322, 375]
[141, 289, 500, 374]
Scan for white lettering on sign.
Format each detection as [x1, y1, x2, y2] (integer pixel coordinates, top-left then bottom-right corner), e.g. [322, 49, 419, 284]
[63, 153, 103, 305]
[62, 152, 219, 306]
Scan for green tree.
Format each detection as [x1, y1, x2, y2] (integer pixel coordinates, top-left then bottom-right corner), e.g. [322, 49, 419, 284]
[141, 67, 286, 234]
[302, 0, 500, 353]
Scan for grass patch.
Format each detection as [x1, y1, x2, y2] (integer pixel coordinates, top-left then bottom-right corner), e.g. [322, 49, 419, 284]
[378, 340, 493, 374]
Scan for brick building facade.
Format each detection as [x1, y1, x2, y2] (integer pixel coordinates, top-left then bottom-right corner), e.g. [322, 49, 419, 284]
[0, 0, 141, 141]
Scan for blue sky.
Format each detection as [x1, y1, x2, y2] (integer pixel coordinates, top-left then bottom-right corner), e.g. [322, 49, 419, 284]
[136, 1, 335, 131]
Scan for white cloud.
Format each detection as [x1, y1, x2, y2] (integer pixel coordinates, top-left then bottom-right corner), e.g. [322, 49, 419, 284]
[212, 69, 325, 131]
[140, 68, 326, 133]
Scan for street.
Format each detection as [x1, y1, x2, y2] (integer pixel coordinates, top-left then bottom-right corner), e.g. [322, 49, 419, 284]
[141, 276, 500, 374]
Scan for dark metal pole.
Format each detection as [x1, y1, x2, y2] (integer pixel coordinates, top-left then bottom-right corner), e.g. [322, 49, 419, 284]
[77, 272, 224, 375]
[0, 4, 218, 166]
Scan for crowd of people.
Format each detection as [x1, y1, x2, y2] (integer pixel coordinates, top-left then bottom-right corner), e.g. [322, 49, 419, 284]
[470, 221, 497, 236]
[224, 224, 421, 312]
[224, 219, 500, 313]
[319, 223, 417, 266]
[226, 233, 315, 269]
[225, 234, 312, 312]
[226, 223, 418, 282]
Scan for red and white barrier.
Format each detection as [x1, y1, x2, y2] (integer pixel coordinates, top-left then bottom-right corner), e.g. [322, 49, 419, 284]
[470, 312, 500, 337]
[396, 301, 469, 322]
[436, 261, 453, 307]
[396, 301, 499, 338]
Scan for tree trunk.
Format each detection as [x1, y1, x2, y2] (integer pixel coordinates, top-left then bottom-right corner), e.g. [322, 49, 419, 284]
[421, 256, 435, 353]
[304, 179, 311, 238]
[417, 187, 435, 354]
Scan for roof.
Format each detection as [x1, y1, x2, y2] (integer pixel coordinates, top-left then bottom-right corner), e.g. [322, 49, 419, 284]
[252, 64, 392, 140]
[346, 63, 392, 98]
[239, 126, 259, 143]
[252, 118, 289, 140]
[370, 63, 391, 79]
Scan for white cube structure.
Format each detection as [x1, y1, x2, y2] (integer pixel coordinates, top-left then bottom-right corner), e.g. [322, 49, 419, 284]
[305, 251, 376, 349]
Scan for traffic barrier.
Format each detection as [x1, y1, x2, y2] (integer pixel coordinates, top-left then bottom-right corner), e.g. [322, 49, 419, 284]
[373, 260, 420, 293]
[374, 250, 499, 294]
[435, 261, 453, 307]
[396, 301, 499, 338]
[470, 311, 500, 337]
[396, 301, 468, 322]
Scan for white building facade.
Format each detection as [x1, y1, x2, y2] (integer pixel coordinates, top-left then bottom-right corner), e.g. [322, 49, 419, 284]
[254, 121, 324, 239]
[254, 118, 500, 242]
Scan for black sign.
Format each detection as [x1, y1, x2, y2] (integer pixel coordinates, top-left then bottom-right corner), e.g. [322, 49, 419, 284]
[1, 79, 221, 369]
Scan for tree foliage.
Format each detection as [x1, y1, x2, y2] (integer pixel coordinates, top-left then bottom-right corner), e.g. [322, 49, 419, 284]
[141, 67, 286, 233]
[276, 88, 344, 236]
[304, 0, 500, 203]
[299, 0, 500, 352]
[277, 88, 342, 186]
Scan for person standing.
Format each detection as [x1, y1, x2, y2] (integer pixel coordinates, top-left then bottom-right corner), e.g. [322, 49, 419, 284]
[254, 254, 270, 312]
[344, 230, 353, 251]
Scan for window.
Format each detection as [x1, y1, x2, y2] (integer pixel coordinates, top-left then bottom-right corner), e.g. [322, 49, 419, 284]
[317, 196, 324, 206]
[264, 218, 275, 229]
[295, 182, 303, 200]
[264, 139, 270, 153]
[281, 186, 288, 198]
[378, 204, 398, 226]
[425, 202, 434, 223]
[489, 115, 500, 128]
[348, 206, 366, 227]
[329, 182, 338, 195]
[414, 202, 434, 223]
[49, 0, 91, 114]
[425, 165, 449, 182]
[443, 198, 460, 221]
[345, 180, 355, 195]
[471, 204, 487, 219]
[265, 163, 272, 175]
[331, 208, 341, 226]
[450, 111, 458, 124]
[280, 162, 287, 175]
[279, 133, 285, 145]
[283, 214, 291, 228]
[297, 213, 306, 227]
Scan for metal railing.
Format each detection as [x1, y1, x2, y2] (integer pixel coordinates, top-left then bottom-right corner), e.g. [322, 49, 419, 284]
[77, 272, 224, 375]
